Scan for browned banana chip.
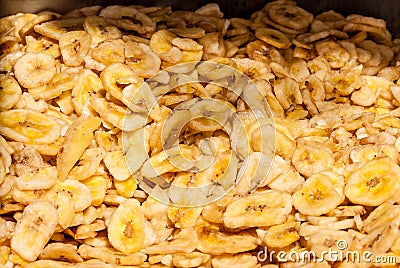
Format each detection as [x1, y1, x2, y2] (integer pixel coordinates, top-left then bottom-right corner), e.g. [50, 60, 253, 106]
[302, 29, 348, 43]
[315, 40, 350, 68]
[315, 10, 346, 29]
[34, 18, 84, 40]
[62, 5, 103, 18]
[255, 27, 291, 49]
[343, 22, 387, 43]
[346, 14, 386, 28]
[99, 6, 156, 34]
[246, 40, 285, 65]
[18, 14, 55, 41]
[262, 15, 306, 35]
[169, 27, 206, 39]
[268, 3, 313, 31]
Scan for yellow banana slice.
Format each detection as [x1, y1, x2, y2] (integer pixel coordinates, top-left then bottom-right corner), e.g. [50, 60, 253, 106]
[82, 175, 108, 207]
[125, 42, 161, 78]
[15, 166, 57, 191]
[83, 15, 122, 45]
[196, 227, 259, 255]
[56, 115, 101, 181]
[90, 97, 147, 131]
[56, 180, 92, 212]
[56, 190, 75, 229]
[29, 72, 76, 101]
[10, 201, 58, 261]
[13, 52, 56, 88]
[18, 14, 54, 41]
[39, 243, 83, 263]
[71, 69, 103, 115]
[114, 176, 137, 198]
[34, 18, 84, 40]
[293, 173, 344, 216]
[0, 74, 22, 111]
[262, 221, 300, 248]
[92, 39, 125, 66]
[0, 109, 61, 144]
[103, 150, 131, 181]
[292, 142, 334, 177]
[350, 144, 397, 163]
[172, 252, 211, 268]
[223, 190, 292, 228]
[307, 230, 353, 262]
[150, 29, 177, 55]
[167, 206, 203, 228]
[344, 157, 400, 206]
[201, 195, 235, 224]
[255, 27, 291, 49]
[107, 198, 145, 254]
[26, 36, 61, 58]
[67, 147, 106, 181]
[59, 31, 91, 67]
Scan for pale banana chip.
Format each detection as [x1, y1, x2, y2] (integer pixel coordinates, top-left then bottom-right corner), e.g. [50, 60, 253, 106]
[59, 31, 91, 67]
[0, 74, 22, 111]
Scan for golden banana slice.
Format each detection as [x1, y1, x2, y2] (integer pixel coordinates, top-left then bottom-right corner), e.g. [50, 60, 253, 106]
[26, 36, 61, 58]
[56, 115, 101, 181]
[172, 252, 211, 268]
[83, 15, 122, 45]
[15, 166, 57, 191]
[262, 221, 300, 248]
[59, 31, 91, 67]
[92, 39, 125, 66]
[90, 97, 147, 131]
[0, 109, 61, 144]
[307, 230, 353, 261]
[150, 29, 178, 55]
[18, 14, 54, 41]
[125, 42, 161, 78]
[255, 27, 291, 49]
[167, 206, 203, 228]
[196, 227, 259, 254]
[34, 18, 84, 40]
[29, 72, 76, 101]
[223, 190, 292, 228]
[103, 150, 131, 181]
[82, 175, 108, 207]
[293, 173, 344, 216]
[10, 202, 58, 261]
[67, 147, 106, 181]
[114, 176, 137, 198]
[292, 142, 334, 177]
[39, 243, 83, 263]
[344, 157, 400, 206]
[56, 190, 75, 229]
[99, 5, 156, 34]
[273, 77, 302, 110]
[71, 69, 103, 115]
[13, 52, 57, 88]
[315, 40, 350, 68]
[201, 195, 235, 224]
[56, 180, 92, 212]
[0, 74, 22, 111]
[107, 198, 145, 254]
[350, 144, 397, 163]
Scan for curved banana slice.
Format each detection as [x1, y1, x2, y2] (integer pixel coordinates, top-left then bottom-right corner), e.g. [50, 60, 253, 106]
[223, 190, 292, 228]
[0, 74, 22, 111]
[59, 31, 91, 67]
[10, 202, 58, 261]
[292, 142, 334, 177]
[273, 77, 302, 110]
[202, 195, 236, 224]
[293, 173, 344, 216]
[19, 14, 54, 41]
[71, 69, 103, 115]
[34, 18, 84, 40]
[197, 227, 259, 254]
[82, 175, 108, 207]
[211, 253, 258, 268]
[29, 72, 76, 101]
[0, 109, 61, 144]
[262, 221, 300, 248]
[350, 144, 397, 163]
[125, 42, 161, 78]
[99, 6, 156, 34]
[344, 157, 400, 206]
[90, 97, 147, 131]
[114, 176, 137, 198]
[167, 206, 203, 228]
[26, 36, 61, 58]
[68, 147, 106, 181]
[83, 15, 122, 45]
[56, 190, 75, 229]
[15, 166, 57, 191]
[13, 52, 56, 88]
[107, 198, 145, 254]
[92, 39, 125, 66]
[172, 252, 210, 268]
[56, 116, 101, 181]
[100, 62, 141, 101]
[56, 180, 92, 212]
[39, 243, 83, 263]
[103, 150, 131, 181]
[150, 29, 177, 55]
